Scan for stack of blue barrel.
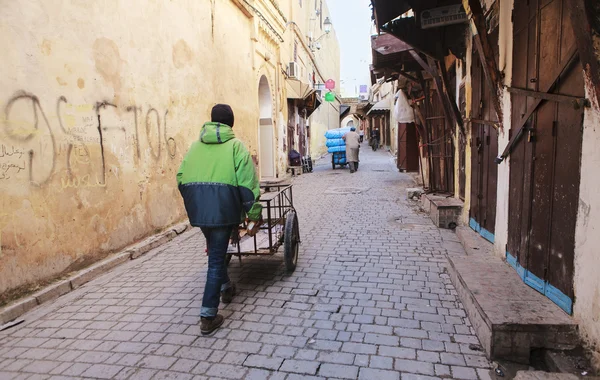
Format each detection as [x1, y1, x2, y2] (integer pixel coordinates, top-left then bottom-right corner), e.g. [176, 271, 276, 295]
[325, 127, 351, 168]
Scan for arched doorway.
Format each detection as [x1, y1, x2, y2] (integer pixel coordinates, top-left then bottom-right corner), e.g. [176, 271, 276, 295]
[258, 76, 275, 179]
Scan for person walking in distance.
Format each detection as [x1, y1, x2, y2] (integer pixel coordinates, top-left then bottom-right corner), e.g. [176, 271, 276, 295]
[358, 127, 365, 143]
[370, 127, 380, 151]
[343, 126, 361, 173]
[177, 104, 262, 335]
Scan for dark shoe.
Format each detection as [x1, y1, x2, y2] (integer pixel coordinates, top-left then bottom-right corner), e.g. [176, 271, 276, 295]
[350, 170, 355, 173]
[200, 314, 224, 335]
[221, 283, 237, 304]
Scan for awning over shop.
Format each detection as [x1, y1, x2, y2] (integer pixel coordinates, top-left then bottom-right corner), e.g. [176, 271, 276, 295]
[367, 98, 391, 115]
[303, 91, 322, 118]
[286, 78, 315, 100]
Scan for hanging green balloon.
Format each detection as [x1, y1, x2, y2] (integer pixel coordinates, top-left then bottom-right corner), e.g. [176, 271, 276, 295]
[325, 91, 335, 102]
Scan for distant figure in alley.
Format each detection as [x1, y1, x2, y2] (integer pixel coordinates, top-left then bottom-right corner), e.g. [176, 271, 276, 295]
[177, 104, 262, 335]
[343, 126, 361, 173]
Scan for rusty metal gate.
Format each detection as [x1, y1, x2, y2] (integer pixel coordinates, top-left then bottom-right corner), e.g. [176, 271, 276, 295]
[470, 33, 499, 244]
[507, 0, 584, 314]
[424, 85, 455, 194]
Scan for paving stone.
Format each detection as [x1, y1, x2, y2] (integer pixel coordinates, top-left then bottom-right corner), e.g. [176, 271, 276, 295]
[280, 359, 320, 375]
[378, 346, 416, 359]
[401, 374, 441, 380]
[417, 350, 441, 363]
[463, 354, 491, 368]
[318, 363, 359, 379]
[81, 364, 124, 379]
[205, 363, 247, 379]
[451, 365, 479, 380]
[171, 358, 201, 372]
[243, 355, 284, 370]
[77, 351, 113, 364]
[0, 151, 485, 380]
[317, 351, 355, 365]
[359, 368, 401, 380]
[20, 360, 61, 374]
[369, 355, 394, 369]
[440, 352, 466, 366]
[137, 355, 177, 370]
[244, 368, 273, 380]
[477, 368, 494, 380]
[394, 359, 435, 375]
[434, 364, 451, 377]
[342, 342, 377, 355]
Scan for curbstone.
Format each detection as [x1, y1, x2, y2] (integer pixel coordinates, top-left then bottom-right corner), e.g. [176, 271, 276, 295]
[0, 297, 37, 325]
[32, 280, 72, 305]
[172, 222, 189, 234]
[130, 231, 174, 260]
[70, 251, 131, 289]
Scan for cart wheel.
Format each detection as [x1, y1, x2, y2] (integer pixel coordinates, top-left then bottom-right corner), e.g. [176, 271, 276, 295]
[284, 211, 300, 272]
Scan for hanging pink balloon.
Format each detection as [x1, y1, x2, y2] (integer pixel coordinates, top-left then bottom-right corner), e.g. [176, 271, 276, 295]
[325, 79, 335, 90]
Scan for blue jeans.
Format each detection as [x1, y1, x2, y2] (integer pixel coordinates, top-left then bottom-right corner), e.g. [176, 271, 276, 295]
[200, 226, 233, 318]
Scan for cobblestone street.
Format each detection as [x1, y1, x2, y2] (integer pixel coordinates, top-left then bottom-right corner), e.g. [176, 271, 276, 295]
[0, 147, 493, 380]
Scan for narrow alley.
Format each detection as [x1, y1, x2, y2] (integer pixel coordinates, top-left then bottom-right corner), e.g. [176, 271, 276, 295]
[0, 148, 491, 380]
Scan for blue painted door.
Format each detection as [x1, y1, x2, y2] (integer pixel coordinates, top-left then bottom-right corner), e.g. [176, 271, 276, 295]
[507, 0, 583, 314]
[469, 32, 499, 244]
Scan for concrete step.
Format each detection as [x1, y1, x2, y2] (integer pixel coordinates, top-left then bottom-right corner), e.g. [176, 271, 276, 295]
[455, 226, 494, 256]
[421, 193, 463, 229]
[447, 254, 579, 365]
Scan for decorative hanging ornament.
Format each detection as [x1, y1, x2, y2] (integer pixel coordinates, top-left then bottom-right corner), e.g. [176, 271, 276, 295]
[325, 79, 335, 90]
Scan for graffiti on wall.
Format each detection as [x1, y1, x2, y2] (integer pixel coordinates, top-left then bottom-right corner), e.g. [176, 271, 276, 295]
[1, 91, 178, 190]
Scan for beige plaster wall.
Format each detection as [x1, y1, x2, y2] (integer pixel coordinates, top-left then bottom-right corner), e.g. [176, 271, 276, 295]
[492, 0, 514, 259]
[0, 0, 274, 296]
[574, 81, 600, 365]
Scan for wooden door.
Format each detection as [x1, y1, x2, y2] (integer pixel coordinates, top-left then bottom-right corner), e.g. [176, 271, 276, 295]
[470, 33, 499, 243]
[424, 86, 455, 194]
[458, 84, 467, 200]
[397, 122, 420, 172]
[507, 0, 584, 314]
[384, 113, 391, 147]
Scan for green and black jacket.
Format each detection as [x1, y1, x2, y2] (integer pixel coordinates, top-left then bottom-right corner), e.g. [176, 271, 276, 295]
[177, 122, 262, 227]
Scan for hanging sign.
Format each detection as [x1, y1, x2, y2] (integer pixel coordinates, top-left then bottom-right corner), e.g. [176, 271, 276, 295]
[325, 91, 335, 102]
[325, 79, 336, 90]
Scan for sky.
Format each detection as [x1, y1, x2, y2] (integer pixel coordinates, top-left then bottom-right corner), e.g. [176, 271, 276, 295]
[327, 0, 373, 98]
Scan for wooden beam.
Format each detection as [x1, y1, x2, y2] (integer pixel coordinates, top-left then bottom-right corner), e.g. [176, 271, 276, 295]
[463, 0, 504, 127]
[396, 70, 420, 84]
[497, 46, 579, 163]
[409, 50, 436, 77]
[410, 51, 462, 136]
[566, 0, 600, 106]
[507, 87, 589, 108]
[437, 60, 465, 135]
